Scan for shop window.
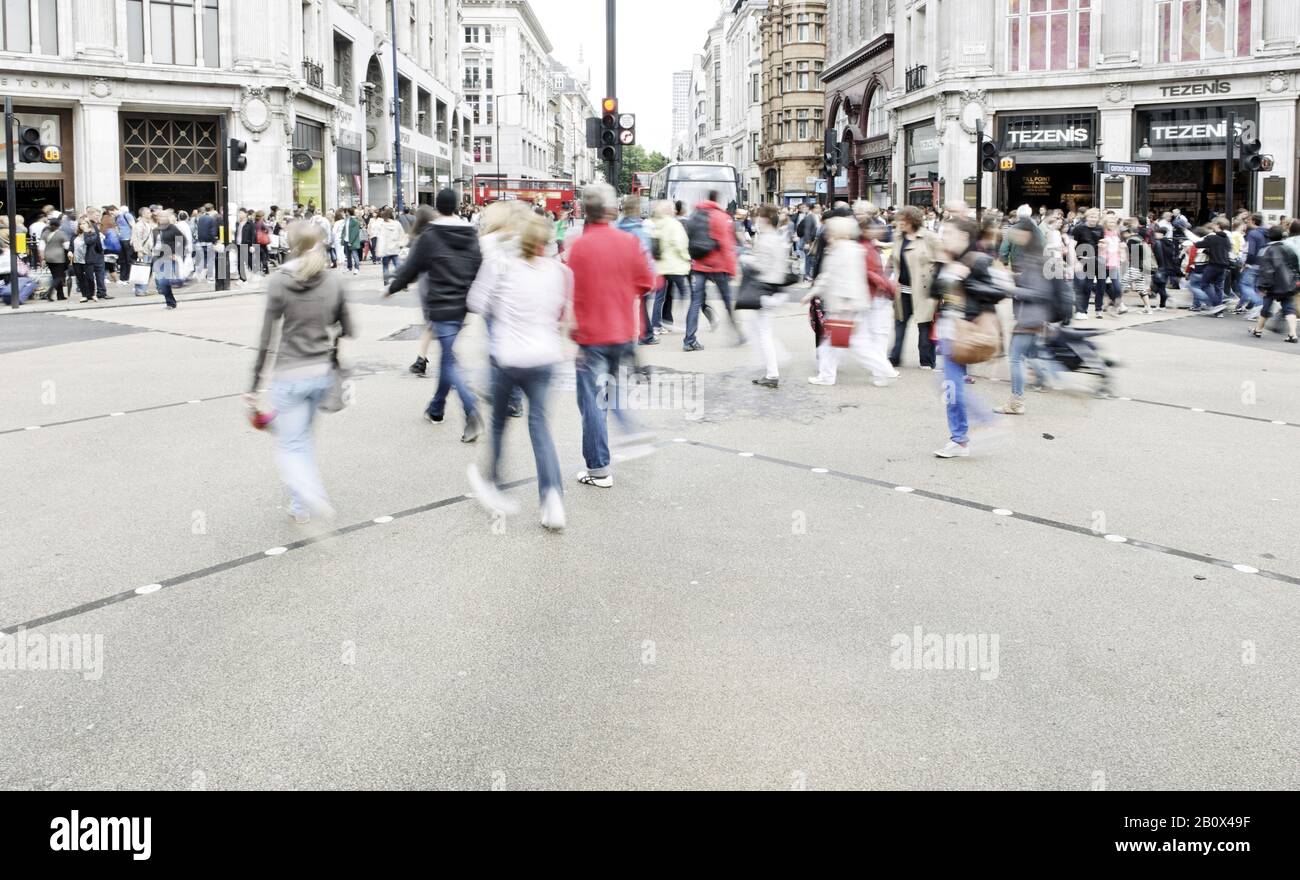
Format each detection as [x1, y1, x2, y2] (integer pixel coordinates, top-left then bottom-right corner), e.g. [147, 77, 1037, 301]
[417, 89, 432, 136]
[436, 99, 448, 140]
[397, 75, 412, 129]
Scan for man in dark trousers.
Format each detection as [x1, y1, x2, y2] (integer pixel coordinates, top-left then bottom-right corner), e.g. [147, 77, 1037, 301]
[195, 203, 218, 281]
[386, 188, 484, 443]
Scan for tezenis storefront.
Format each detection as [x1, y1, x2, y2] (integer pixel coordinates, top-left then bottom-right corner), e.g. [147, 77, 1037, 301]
[998, 111, 1097, 214]
[1134, 102, 1256, 222]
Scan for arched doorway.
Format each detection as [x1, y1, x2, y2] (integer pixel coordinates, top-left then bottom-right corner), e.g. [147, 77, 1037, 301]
[860, 85, 890, 207]
[363, 55, 389, 205]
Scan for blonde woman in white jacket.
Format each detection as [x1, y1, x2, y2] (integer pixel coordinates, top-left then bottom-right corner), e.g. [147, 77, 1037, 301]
[743, 204, 790, 387]
[803, 216, 900, 386]
[375, 207, 407, 283]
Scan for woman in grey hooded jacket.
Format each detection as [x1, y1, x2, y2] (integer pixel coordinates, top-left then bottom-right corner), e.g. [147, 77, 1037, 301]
[248, 222, 353, 524]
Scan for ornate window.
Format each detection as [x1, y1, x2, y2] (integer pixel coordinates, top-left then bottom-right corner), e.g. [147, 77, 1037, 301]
[122, 116, 220, 178]
[1006, 0, 1091, 73]
[865, 88, 886, 139]
[1157, 0, 1251, 62]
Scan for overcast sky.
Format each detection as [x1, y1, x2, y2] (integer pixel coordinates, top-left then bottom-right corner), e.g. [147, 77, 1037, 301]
[527, 0, 727, 156]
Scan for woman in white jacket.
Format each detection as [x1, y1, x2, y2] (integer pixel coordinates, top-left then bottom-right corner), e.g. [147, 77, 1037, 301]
[375, 207, 407, 283]
[465, 212, 570, 531]
[743, 204, 790, 387]
[803, 216, 899, 386]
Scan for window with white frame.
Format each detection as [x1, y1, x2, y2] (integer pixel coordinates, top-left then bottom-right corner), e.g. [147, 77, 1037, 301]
[1006, 0, 1092, 73]
[796, 108, 809, 140]
[0, 0, 59, 55]
[464, 25, 490, 44]
[865, 88, 886, 139]
[473, 136, 492, 163]
[1156, 0, 1252, 63]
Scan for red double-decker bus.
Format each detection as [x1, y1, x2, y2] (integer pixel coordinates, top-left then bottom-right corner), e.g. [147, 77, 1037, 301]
[472, 176, 576, 214]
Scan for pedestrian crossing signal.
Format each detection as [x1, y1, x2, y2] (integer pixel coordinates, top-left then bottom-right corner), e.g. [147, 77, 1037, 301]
[979, 136, 1001, 173]
[999, 156, 1016, 171]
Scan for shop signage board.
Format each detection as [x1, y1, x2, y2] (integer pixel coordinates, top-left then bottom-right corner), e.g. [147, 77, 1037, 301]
[999, 112, 1096, 152]
[1139, 104, 1255, 151]
[1262, 176, 1286, 210]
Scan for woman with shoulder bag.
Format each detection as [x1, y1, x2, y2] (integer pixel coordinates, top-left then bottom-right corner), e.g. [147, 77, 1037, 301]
[801, 216, 899, 387]
[890, 206, 939, 369]
[934, 216, 1011, 458]
[247, 221, 353, 525]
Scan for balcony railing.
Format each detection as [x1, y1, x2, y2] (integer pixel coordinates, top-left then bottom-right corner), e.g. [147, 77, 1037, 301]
[303, 58, 325, 89]
[905, 64, 927, 93]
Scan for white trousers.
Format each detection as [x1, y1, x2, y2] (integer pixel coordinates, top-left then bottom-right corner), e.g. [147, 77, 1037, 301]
[817, 299, 896, 381]
[751, 293, 788, 378]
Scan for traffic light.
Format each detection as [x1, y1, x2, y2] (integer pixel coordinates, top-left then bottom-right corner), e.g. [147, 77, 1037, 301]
[617, 112, 636, 146]
[979, 134, 1001, 173]
[229, 137, 248, 172]
[17, 126, 44, 163]
[585, 116, 600, 149]
[1239, 136, 1264, 172]
[599, 97, 618, 163]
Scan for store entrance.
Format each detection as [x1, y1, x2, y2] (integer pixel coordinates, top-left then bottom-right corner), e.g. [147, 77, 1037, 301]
[1142, 159, 1251, 224]
[1004, 163, 1095, 214]
[8, 180, 64, 221]
[124, 180, 219, 214]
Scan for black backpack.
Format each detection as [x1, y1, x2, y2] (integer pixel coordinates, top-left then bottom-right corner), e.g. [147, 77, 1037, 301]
[686, 209, 718, 260]
[650, 233, 662, 261]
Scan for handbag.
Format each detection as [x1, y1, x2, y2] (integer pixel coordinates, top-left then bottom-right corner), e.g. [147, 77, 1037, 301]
[824, 317, 855, 348]
[256, 227, 271, 247]
[128, 261, 152, 286]
[949, 310, 1001, 365]
[735, 266, 770, 310]
[318, 346, 351, 414]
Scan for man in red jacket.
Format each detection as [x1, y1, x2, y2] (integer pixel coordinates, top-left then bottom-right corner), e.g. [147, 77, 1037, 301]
[683, 190, 742, 351]
[566, 183, 655, 489]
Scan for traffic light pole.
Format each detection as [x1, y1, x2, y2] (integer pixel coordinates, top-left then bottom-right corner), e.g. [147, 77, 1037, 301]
[216, 113, 230, 291]
[605, 0, 617, 190]
[1225, 110, 1235, 218]
[390, 0, 404, 212]
[5, 97, 18, 310]
[974, 119, 983, 219]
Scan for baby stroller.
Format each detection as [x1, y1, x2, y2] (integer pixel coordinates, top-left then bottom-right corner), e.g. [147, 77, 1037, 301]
[1039, 326, 1117, 397]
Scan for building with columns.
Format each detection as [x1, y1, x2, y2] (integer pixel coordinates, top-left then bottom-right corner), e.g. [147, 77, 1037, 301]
[725, 0, 766, 205]
[0, 0, 471, 221]
[461, 0, 553, 191]
[759, 0, 829, 205]
[886, 0, 1300, 222]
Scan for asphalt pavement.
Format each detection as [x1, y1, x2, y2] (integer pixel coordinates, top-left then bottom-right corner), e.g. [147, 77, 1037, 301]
[2, 263, 1297, 790]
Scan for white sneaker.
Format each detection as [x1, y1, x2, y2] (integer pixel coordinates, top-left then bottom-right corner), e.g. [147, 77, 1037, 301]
[540, 489, 566, 531]
[808, 375, 836, 386]
[467, 464, 520, 516]
[1117, 303, 1129, 315]
[933, 441, 970, 459]
[352, 268, 359, 275]
[1073, 312, 1088, 321]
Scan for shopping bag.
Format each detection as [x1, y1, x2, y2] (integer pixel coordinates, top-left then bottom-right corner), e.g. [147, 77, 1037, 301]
[824, 317, 855, 348]
[128, 261, 152, 286]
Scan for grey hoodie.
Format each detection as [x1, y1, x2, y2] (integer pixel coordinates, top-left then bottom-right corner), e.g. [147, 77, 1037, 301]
[251, 263, 353, 390]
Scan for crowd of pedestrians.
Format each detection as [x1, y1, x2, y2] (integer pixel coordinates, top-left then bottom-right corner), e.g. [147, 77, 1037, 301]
[216, 184, 1300, 529]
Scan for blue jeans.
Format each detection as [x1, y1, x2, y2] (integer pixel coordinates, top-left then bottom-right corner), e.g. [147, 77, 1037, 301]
[1074, 274, 1102, 314]
[270, 371, 334, 517]
[803, 246, 815, 279]
[427, 320, 478, 420]
[940, 338, 970, 444]
[369, 237, 379, 263]
[381, 254, 399, 282]
[344, 246, 360, 270]
[574, 342, 638, 476]
[1102, 267, 1122, 304]
[1238, 264, 1261, 309]
[154, 260, 177, 306]
[1188, 269, 1208, 309]
[684, 272, 737, 347]
[489, 363, 561, 501]
[1008, 332, 1049, 396]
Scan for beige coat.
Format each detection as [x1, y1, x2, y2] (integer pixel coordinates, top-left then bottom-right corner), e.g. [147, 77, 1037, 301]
[892, 230, 939, 324]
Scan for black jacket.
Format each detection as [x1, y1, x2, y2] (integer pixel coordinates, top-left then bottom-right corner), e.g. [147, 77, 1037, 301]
[387, 221, 481, 322]
[82, 228, 105, 266]
[1257, 242, 1299, 295]
[1070, 221, 1103, 278]
[195, 213, 218, 243]
[1200, 231, 1231, 266]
